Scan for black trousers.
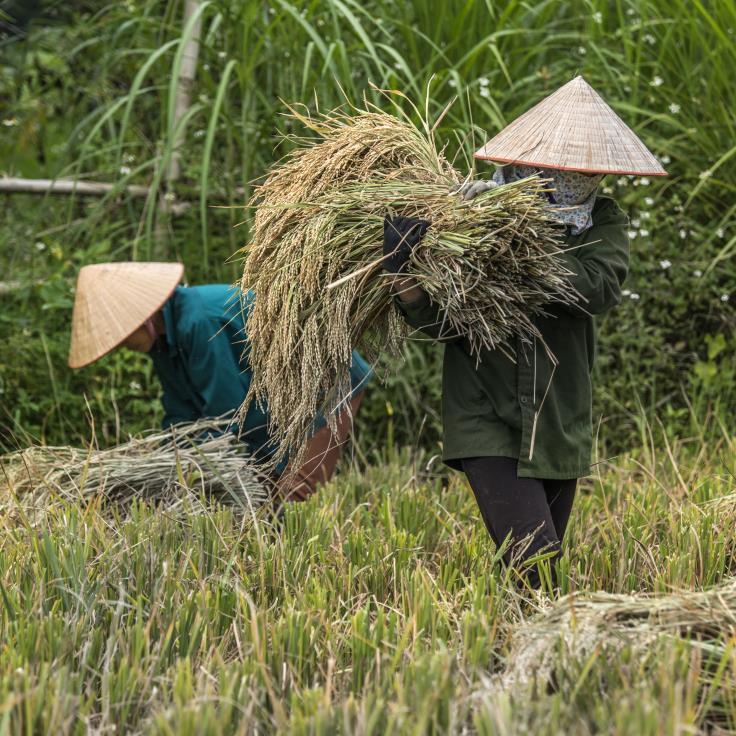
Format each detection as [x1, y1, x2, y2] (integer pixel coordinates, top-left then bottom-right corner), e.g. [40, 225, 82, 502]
[461, 456, 578, 589]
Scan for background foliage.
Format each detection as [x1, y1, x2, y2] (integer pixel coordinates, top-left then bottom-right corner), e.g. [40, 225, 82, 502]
[1, 0, 735, 453]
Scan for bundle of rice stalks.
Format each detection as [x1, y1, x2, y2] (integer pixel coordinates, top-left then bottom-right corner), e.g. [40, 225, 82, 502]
[240, 97, 577, 468]
[500, 582, 736, 689]
[1, 419, 268, 521]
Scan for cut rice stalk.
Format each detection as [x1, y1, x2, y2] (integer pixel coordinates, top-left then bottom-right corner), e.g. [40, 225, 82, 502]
[0, 418, 269, 522]
[239, 99, 578, 471]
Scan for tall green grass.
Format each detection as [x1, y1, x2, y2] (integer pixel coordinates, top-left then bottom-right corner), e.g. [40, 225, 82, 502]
[1, 0, 735, 450]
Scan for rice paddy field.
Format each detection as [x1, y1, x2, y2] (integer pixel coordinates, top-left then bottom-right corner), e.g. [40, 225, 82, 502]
[2, 425, 736, 734]
[1, 0, 736, 733]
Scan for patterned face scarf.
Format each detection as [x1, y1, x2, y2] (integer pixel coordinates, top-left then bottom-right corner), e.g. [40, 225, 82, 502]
[492, 165, 604, 235]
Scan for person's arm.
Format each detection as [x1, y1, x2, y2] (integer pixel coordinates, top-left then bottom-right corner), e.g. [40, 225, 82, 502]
[383, 216, 463, 343]
[160, 391, 199, 428]
[556, 203, 630, 316]
[182, 318, 248, 418]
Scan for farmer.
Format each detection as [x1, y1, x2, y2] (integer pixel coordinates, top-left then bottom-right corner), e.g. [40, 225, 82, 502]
[67, 262, 372, 501]
[383, 76, 666, 589]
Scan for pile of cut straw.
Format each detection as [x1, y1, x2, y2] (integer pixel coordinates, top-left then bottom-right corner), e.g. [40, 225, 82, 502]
[1, 419, 268, 521]
[499, 582, 736, 689]
[240, 100, 577, 468]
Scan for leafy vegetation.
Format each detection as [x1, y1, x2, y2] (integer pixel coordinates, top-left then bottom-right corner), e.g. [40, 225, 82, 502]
[1, 0, 735, 451]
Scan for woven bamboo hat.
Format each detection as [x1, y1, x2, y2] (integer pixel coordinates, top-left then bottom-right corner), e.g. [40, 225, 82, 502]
[474, 76, 667, 176]
[68, 261, 184, 368]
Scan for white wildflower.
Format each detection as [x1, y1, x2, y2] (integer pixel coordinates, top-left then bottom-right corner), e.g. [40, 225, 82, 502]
[639, 229, 650, 237]
[194, 129, 206, 139]
[699, 169, 712, 180]
[448, 78, 457, 88]
[650, 76, 663, 87]
[617, 177, 628, 186]
[203, 63, 210, 71]
[164, 191, 176, 202]
[478, 76, 490, 87]
[716, 228, 725, 238]
[129, 381, 142, 391]
[592, 11, 603, 23]
[693, 269, 702, 277]
[630, 293, 641, 300]
[627, 230, 638, 239]
[659, 259, 671, 269]
[119, 166, 131, 175]
[632, 218, 640, 228]
[721, 294, 730, 303]
[661, 155, 671, 164]
[679, 229, 688, 239]
[124, 153, 136, 163]
[602, 185, 613, 194]
[479, 86, 490, 98]
[622, 289, 631, 296]
[669, 103, 680, 114]
[578, 46, 587, 55]
[218, 51, 227, 59]
[2, 118, 18, 127]
[35, 241, 46, 252]
[643, 33, 656, 44]
[641, 211, 651, 220]
[639, 177, 650, 186]
[644, 197, 654, 206]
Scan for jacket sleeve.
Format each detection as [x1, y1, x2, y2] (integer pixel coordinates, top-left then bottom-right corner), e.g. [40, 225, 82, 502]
[556, 203, 630, 316]
[160, 388, 199, 428]
[182, 319, 248, 418]
[394, 291, 464, 343]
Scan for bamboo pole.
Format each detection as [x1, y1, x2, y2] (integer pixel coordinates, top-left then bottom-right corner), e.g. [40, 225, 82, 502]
[154, 0, 203, 256]
[0, 177, 149, 197]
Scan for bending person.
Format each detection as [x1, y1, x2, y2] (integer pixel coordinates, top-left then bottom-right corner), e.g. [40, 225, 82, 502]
[67, 263, 371, 502]
[383, 77, 666, 589]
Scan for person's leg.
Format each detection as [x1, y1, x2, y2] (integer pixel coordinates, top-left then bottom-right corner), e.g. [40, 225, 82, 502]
[543, 478, 578, 542]
[461, 456, 561, 589]
[277, 392, 364, 502]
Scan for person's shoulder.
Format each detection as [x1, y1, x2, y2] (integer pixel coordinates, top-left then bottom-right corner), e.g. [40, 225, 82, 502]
[592, 195, 629, 227]
[176, 284, 240, 318]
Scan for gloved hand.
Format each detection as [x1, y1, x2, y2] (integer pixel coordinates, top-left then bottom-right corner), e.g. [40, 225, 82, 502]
[382, 216, 430, 274]
[454, 178, 498, 201]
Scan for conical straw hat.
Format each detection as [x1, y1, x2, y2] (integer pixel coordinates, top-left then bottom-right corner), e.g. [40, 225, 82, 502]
[474, 76, 667, 176]
[68, 261, 184, 368]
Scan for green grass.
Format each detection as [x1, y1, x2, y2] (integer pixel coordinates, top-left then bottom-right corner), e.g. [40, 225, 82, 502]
[1, 426, 735, 734]
[1, 0, 735, 450]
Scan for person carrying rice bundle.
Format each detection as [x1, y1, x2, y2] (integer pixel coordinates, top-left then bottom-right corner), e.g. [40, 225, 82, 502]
[67, 263, 371, 502]
[385, 77, 666, 589]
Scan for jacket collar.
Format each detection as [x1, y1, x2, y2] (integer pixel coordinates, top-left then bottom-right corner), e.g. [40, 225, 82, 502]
[157, 287, 181, 357]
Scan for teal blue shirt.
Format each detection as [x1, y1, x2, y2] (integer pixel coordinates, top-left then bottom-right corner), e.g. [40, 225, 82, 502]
[149, 285, 372, 470]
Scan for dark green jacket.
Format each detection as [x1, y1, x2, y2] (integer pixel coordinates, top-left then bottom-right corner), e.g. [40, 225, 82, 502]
[150, 285, 372, 470]
[396, 196, 629, 480]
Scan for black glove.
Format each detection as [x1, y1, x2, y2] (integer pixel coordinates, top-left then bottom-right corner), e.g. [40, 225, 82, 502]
[382, 216, 430, 274]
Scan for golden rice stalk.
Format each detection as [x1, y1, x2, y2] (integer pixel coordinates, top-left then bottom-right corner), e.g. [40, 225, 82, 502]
[499, 582, 736, 690]
[0, 418, 268, 523]
[239, 101, 577, 471]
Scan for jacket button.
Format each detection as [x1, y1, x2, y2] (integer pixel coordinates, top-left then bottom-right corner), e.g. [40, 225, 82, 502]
[520, 396, 528, 404]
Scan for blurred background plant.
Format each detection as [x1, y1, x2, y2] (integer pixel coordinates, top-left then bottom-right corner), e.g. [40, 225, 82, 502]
[1, 0, 734, 453]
